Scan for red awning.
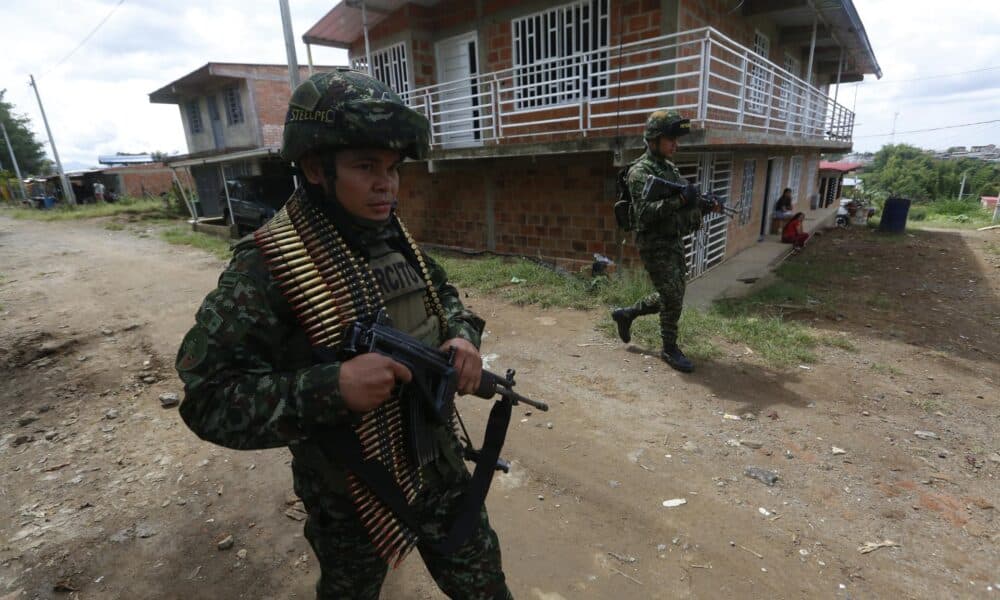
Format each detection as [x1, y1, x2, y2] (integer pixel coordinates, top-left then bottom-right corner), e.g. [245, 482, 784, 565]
[819, 161, 864, 173]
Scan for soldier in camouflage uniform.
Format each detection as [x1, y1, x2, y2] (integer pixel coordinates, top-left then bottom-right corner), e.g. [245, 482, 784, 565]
[610, 109, 707, 373]
[175, 69, 512, 599]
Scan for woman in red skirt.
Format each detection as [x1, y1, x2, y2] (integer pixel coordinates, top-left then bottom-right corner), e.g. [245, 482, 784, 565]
[781, 212, 809, 250]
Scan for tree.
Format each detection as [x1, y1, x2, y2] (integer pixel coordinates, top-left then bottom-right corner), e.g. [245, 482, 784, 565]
[0, 89, 47, 176]
[862, 144, 1000, 202]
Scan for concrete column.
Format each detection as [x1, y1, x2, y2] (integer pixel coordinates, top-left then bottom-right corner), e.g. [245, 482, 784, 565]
[485, 178, 496, 251]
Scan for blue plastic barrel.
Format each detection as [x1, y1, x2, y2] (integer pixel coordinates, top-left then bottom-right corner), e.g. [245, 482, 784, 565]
[879, 196, 911, 233]
[43, 196, 56, 209]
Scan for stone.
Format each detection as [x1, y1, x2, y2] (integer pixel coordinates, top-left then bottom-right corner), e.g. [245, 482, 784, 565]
[740, 439, 764, 449]
[17, 412, 39, 427]
[744, 466, 779, 486]
[104, 409, 119, 420]
[831, 446, 847, 455]
[914, 430, 939, 440]
[159, 393, 180, 408]
[217, 535, 235, 550]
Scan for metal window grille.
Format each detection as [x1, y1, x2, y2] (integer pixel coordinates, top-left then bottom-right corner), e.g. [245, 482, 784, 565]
[738, 159, 756, 226]
[352, 42, 411, 95]
[674, 153, 732, 278]
[512, 0, 609, 110]
[780, 54, 800, 127]
[186, 100, 203, 134]
[747, 31, 770, 115]
[224, 86, 244, 125]
[787, 155, 803, 202]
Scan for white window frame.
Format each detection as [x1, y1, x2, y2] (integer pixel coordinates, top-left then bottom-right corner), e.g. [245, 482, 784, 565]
[738, 159, 756, 226]
[352, 42, 411, 96]
[779, 53, 800, 121]
[787, 155, 803, 205]
[748, 31, 770, 115]
[511, 0, 610, 110]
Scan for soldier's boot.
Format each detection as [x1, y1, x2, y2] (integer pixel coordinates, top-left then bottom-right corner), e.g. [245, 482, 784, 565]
[611, 307, 639, 343]
[661, 345, 694, 373]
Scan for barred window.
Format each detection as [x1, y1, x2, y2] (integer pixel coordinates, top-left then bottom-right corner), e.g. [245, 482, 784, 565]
[748, 31, 770, 115]
[738, 159, 756, 225]
[352, 42, 410, 96]
[186, 99, 203, 134]
[223, 86, 244, 125]
[512, 0, 610, 110]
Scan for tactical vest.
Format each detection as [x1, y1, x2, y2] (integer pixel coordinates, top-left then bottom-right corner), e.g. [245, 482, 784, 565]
[253, 191, 455, 567]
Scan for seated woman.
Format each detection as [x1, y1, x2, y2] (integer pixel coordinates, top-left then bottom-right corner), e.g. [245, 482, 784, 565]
[773, 188, 794, 218]
[781, 212, 810, 250]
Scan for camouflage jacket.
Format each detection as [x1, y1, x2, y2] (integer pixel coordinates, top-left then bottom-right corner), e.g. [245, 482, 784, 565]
[627, 150, 703, 252]
[174, 225, 484, 452]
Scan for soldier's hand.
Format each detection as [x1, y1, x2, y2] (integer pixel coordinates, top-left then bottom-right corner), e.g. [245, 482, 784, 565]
[681, 183, 700, 206]
[440, 337, 482, 396]
[339, 353, 412, 413]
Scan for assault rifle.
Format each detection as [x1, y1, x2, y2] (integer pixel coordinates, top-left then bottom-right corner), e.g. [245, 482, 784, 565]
[340, 308, 547, 472]
[641, 174, 740, 218]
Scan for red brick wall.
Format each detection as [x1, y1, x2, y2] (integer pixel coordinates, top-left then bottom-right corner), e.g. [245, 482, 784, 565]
[104, 164, 175, 197]
[397, 153, 636, 270]
[253, 78, 294, 147]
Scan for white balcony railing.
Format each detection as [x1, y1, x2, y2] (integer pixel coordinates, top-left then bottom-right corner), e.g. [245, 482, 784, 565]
[400, 27, 855, 150]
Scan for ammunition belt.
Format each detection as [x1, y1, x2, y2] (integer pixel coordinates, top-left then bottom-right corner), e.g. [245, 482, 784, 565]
[254, 192, 451, 567]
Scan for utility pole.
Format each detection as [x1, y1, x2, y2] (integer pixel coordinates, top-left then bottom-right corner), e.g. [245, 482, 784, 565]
[346, 0, 374, 75]
[278, 0, 301, 91]
[958, 170, 968, 200]
[890, 111, 900, 145]
[1, 121, 30, 201]
[28, 74, 76, 205]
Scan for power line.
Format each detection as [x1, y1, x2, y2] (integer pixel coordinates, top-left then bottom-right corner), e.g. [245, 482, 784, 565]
[857, 65, 1000, 85]
[854, 118, 1000, 138]
[39, 0, 126, 78]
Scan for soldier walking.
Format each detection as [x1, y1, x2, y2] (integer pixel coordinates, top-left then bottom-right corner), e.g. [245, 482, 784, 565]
[611, 109, 706, 373]
[175, 69, 512, 599]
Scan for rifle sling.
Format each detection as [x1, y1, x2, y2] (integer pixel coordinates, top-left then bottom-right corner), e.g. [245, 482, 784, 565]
[322, 396, 512, 555]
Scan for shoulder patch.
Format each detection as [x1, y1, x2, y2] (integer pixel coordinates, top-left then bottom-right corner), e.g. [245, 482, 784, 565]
[196, 307, 224, 334]
[176, 328, 209, 372]
[219, 271, 242, 289]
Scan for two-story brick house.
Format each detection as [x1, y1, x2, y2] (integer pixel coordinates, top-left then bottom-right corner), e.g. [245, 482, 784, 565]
[302, 0, 880, 274]
[149, 63, 335, 218]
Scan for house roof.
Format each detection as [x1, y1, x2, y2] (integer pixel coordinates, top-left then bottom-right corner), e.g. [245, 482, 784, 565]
[302, 0, 880, 81]
[302, 1, 438, 49]
[819, 160, 864, 173]
[742, 0, 882, 82]
[149, 63, 339, 104]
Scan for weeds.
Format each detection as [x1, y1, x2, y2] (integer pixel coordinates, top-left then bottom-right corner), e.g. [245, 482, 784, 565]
[160, 227, 233, 261]
[3, 197, 172, 222]
[434, 250, 829, 367]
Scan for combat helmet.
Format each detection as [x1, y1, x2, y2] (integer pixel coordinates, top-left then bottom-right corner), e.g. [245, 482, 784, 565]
[281, 68, 430, 162]
[643, 109, 691, 140]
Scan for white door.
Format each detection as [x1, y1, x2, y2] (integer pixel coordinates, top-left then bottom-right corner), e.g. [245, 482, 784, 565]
[435, 32, 481, 148]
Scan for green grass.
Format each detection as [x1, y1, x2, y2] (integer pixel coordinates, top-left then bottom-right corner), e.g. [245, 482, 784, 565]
[160, 227, 233, 260]
[104, 222, 125, 231]
[906, 200, 994, 229]
[433, 250, 835, 367]
[871, 362, 901, 376]
[2, 197, 172, 222]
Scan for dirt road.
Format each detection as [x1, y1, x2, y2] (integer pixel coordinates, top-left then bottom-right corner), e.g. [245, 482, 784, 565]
[1, 216, 997, 599]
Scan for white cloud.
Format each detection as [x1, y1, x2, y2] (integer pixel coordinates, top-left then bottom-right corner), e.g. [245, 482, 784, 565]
[1, 0, 347, 170]
[849, 0, 1000, 152]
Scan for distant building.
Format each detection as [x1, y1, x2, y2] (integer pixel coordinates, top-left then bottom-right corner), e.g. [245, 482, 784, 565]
[149, 62, 341, 218]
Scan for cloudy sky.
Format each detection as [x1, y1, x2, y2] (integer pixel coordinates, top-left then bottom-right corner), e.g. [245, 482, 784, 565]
[1, 0, 998, 172]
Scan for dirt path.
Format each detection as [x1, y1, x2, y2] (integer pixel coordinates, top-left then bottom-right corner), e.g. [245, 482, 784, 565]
[1, 216, 997, 599]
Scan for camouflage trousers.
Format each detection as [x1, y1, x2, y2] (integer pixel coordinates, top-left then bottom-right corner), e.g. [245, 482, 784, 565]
[299, 469, 512, 600]
[628, 247, 688, 348]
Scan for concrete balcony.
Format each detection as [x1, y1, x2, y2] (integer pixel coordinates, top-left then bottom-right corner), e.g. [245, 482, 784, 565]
[401, 27, 855, 161]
